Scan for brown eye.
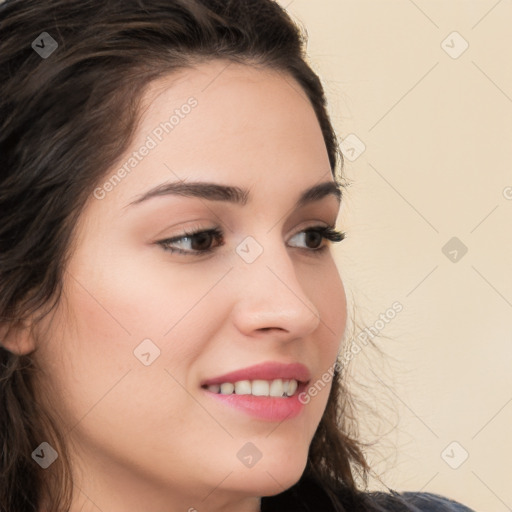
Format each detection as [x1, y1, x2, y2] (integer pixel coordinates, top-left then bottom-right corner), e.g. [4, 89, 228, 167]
[304, 230, 323, 249]
[288, 226, 346, 253]
[157, 228, 224, 255]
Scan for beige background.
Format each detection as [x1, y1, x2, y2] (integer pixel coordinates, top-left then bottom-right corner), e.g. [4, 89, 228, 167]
[276, 1, 512, 510]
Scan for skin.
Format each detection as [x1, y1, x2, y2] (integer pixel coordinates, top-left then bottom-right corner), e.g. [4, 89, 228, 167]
[9, 60, 347, 512]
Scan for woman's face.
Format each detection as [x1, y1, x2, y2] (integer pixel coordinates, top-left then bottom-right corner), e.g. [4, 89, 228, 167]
[32, 60, 347, 512]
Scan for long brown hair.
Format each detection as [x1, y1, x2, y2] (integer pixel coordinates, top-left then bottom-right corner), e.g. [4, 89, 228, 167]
[0, 1, 416, 511]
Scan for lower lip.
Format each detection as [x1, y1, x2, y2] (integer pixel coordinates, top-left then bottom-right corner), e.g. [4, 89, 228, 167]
[202, 385, 307, 422]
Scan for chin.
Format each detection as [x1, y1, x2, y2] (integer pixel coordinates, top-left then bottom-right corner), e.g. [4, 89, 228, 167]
[228, 451, 308, 497]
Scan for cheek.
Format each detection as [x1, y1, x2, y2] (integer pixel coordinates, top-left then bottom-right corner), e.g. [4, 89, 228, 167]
[299, 262, 346, 417]
[38, 243, 227, 425]
[311, 260, 347, 354]
[33, 282, 138, 430]
[35, 275, 205, 449]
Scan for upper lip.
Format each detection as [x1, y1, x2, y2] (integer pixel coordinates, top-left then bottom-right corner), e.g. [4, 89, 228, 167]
[200, 361, 311, 387]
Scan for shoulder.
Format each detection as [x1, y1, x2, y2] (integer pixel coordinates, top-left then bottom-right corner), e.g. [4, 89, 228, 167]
[394, 491, 476, 512]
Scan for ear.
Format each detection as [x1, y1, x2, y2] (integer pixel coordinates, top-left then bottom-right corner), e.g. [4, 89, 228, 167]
[0, 319, 37, 355]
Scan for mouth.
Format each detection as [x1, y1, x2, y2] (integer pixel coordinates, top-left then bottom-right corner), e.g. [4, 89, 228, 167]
[200, 378, 310, 422]
[199, 361, 311, 422]
[201, 377, 309, 398]
[199, 361, 311, 398]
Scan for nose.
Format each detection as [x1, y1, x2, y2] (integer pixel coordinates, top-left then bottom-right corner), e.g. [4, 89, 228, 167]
[229, 234, 321, 341]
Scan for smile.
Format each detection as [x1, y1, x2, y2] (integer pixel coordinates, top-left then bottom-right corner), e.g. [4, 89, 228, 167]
[202, 378, 299, 397]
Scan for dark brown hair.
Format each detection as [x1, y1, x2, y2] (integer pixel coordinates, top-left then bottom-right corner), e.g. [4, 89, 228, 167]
[0, 1, 418, 511]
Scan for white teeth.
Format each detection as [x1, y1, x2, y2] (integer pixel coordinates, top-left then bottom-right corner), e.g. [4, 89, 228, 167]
[234, 380, 251, 395]
[206, 379, 299, 397]
[220, 383, 234, 395]
[286, 379, 298, 396]
[269, 378, 283, 397]
[208, 384, 220, 394]
[251, 380, 269, 396]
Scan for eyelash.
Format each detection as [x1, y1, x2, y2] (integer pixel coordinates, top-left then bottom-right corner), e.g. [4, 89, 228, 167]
[156, 225, 346, 257]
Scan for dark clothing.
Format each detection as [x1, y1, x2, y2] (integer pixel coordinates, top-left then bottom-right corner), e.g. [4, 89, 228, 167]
[399, 491, 476, 511]
[260, 474, 476, 512]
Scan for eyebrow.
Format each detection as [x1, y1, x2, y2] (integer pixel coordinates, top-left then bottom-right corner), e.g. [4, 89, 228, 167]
[125, 179, 342, 210]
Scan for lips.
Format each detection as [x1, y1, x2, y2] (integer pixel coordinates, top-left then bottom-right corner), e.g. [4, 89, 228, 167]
[200, 361, 311, 387]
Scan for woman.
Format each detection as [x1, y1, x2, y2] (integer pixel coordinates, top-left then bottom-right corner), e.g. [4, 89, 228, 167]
[0, 1, 476, 511]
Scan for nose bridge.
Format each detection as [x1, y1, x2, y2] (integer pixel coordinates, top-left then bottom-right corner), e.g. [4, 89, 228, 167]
[230, 231, 320, 335]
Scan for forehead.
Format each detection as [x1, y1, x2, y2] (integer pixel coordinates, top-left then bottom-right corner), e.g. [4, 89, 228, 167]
[94, 59, 333, 214]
